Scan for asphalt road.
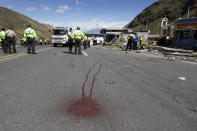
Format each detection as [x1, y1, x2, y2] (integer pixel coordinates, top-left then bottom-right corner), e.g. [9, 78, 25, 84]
[0, 46, 197, 131]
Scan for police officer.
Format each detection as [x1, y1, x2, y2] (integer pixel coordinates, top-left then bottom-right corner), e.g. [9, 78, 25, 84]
[72, 27, 85, 55]
[6, 27, 17, 53]
[133, 33, 139, 50]
[125, 33, 135, 51]
[139, 35, 143, 50]
[24, 25, 37, 54]
[0, 28, 7, 53]
[39, 39, 42, 45]
[68, 28, 73, 53]
[44, 39, 47, 45]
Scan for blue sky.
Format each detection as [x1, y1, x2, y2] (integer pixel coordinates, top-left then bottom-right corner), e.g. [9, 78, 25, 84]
[0, 0, 157, 31]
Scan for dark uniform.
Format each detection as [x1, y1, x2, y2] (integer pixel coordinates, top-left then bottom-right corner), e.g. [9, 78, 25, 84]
[126, 34, 135, 51]
[6, 28, 16, 53]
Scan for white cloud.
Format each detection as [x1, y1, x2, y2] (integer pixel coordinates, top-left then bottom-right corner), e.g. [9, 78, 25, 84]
[42, 18, 128, 32]
[26, 7, 37, 11]
[75, 0, 79, 6]
[43, 6, 50, 11]
[74, 1, 86, 7]
[8, 5, 13, 9]
[60, 5, 71, 10]
[40, 21, 63, 27]
[66, 18, 128, 32]
[56, 5, 71, 13]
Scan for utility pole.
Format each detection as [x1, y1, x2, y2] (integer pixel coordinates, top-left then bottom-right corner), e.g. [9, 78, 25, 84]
[196, 0, 197, 16]
[97, 24, 98, 34]
[187, 0, 197, 18]
[187, 6, 191, 18]
[146, 20, 148, 31]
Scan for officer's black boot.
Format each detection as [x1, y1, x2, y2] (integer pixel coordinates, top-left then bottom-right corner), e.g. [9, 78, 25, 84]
[13, 48, 17, 53]
[32, 49, 37, 54]
[27, 49, 31, 54]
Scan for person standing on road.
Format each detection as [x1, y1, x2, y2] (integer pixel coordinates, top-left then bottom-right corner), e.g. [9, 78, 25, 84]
[40, 39, 43, 45]
[6, 27, 17, 53]
[83, 35, 88, 50]
[112, 36, 118, 45]
[24, 25, 37, 54]
[0, 28, 8, 53]
[139, 35, 143, 50]
[68, 28, 73, 53]
[125, 33, 135, 51]
[48, 39, 51, 45]
[87, 36, 91, 48]
[133, 33, 139, 50]
[44, 39, 47, 45]
[72, 27, 85, 55]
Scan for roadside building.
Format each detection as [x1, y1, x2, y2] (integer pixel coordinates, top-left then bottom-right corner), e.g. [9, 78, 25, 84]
[102, 28, 150, 42]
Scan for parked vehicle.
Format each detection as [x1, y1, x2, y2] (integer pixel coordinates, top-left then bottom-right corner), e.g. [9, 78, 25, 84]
[51, 27, 68, 47]
[85, 34, 104, 45]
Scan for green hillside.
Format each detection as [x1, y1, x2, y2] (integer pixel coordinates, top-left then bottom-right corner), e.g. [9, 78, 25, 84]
[0, 7, 53, 40]
[126, 0, 196, 34]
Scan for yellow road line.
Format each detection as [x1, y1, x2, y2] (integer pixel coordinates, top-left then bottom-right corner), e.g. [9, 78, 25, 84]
[0, 53, 27, 61]
[0, 52, 25, 59]
[0, 47, 53, 62]
[37, 47, 53, 52]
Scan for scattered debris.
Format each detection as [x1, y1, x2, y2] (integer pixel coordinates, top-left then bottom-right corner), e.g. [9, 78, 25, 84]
[164, 52, 197, 57]
[182, 61, 197, 65]
[148, 46, 194, 53]
[98, 44, 197, 63]
[105, 80, 115, 84]
[147, 45, 197, 62]
[131, 69, 140, 73]
[186, 106, 197, 113]
[168, 57, 176, 61]
[136, 50, 140, 53]
[178, 77, 186, 81]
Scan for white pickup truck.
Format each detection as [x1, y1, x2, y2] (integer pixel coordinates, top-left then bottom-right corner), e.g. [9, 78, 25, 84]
[51, 27, 69, 47]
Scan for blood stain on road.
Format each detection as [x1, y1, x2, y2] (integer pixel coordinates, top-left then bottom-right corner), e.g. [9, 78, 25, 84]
[67, 62, 102, 117]
[68, 97, 100, 117]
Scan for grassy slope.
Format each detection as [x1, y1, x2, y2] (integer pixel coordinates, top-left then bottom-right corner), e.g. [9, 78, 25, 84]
[126, 0, 196, 34]
[0, 7, 53, 40]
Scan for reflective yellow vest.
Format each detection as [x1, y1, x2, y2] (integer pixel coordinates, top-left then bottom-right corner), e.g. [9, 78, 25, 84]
[72, 30, 85, 40]
[0, 31, 6, 42]
[139, 36, 143, 41]
[24, 27, 37, 41]
[128, 34, 135, 40]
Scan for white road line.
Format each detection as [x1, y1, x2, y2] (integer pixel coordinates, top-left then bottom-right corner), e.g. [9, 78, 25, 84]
[83, 51, 88, 56]
[181, 61, 197, 65]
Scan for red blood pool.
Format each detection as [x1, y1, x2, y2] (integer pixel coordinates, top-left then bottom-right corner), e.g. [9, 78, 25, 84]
[68, 97, 101, 117]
